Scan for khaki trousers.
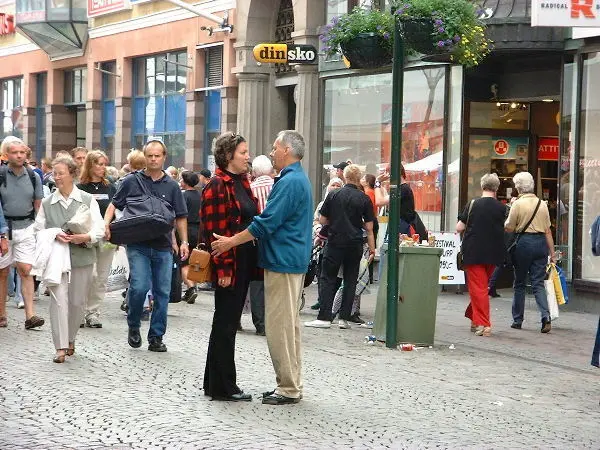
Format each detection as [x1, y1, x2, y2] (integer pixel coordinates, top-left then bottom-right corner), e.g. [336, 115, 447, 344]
[85, 245, 116, 320]
[264, 269, 304, 399]
[49, 266, 93, 350]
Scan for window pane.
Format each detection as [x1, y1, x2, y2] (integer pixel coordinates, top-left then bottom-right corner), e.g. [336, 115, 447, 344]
[558, 56, 577, 279]
[165, 94, 185, 132]
[64, 70, 73, 103]
[327, 0, 347, 23]
[444, 66, 463, 232]
[166, 55, 176, 93]
[155, 56, 166, 94]
[81, 68, 87, 102]
[576, 52, 600, 281]
[133, 97, 146, 135]
[73, 70, 81, 103]
[103, 99, 115, 136]
[103, 62, 116, 99]
[134, 59, 146, 96]
[177, 52, 187, 92]
[164, 133, 185, 168]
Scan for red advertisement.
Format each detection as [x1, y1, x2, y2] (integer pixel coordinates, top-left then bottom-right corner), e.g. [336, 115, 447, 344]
[88, 0, 127, 17]
[538, 136, 559, 161]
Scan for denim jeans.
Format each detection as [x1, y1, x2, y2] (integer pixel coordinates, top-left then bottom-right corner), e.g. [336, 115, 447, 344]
[126, 245, 173, 339]
[8, 267, 23, 303]
[512, 233, 550, 324]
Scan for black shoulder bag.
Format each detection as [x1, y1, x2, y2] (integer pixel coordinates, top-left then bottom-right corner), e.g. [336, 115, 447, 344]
[456, 199, 475, 271]
[109, 172, 177, 245]
[506, 199, 542, 258]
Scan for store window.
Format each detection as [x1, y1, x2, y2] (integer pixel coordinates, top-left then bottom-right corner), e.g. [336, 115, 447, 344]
[1, 77, 23, 140]
[575, 52, 600, 282]
[133, 51, 187, 168]
[323, 66, 448, 231]
[101, 62, 116, 161]
[36, 73, 47, 162]
[64, 67, 87, 104]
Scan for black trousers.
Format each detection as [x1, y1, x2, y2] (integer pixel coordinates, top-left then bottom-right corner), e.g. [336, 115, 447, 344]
[203, 242, 255, 397]
[317, 243, 363, 322]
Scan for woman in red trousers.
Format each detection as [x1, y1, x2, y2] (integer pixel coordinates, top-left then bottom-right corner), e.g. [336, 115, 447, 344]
[456, 173, 506, 336]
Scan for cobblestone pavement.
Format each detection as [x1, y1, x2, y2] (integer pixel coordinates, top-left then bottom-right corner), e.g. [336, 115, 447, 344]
[1, 284, 598, 449]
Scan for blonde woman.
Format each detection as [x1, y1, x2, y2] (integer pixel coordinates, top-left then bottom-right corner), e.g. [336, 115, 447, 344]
[34, 156, 104, 362]
[77, 150, 117, 328]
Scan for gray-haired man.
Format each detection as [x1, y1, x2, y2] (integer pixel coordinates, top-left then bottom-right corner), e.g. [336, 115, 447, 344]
[0, 136, 45, 329]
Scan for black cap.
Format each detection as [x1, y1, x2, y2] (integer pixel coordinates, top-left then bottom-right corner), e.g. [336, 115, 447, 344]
[199, 168, 211, 178]
[333, 161, 349, 170]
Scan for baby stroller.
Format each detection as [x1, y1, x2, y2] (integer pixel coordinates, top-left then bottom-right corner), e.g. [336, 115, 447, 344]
[300, 244, 324, 311]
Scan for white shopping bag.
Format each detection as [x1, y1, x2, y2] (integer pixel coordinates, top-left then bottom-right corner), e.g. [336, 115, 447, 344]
[106, 246, 129, 292]
[544, 279, 559, 320]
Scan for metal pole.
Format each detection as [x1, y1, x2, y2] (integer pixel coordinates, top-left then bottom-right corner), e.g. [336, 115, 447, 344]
[385, 15, 404, 349]
[162, 0, 228, 27]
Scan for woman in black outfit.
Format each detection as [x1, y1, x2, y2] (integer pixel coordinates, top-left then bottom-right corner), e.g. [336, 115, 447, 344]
[374, 163, 417, 232]
[200, 132, 258, 402]
[178, 170, 202, 304]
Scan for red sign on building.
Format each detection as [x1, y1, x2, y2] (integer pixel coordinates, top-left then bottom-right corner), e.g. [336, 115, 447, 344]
[88, 0, 128, 18]
[0, 12, 15, 36]
[494, 139, 509, 156]
[538, 137, 559, 161]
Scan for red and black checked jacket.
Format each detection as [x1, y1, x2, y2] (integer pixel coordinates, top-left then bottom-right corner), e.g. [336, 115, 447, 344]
[200, 168, 260, 285]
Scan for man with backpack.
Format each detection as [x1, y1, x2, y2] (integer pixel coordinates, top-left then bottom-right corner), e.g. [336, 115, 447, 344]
[0, 136, 45, 329]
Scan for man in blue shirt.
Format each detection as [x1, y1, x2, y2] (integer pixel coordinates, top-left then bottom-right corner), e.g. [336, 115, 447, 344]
[105, 139, 189, 352]
[212, 130, 313, 405]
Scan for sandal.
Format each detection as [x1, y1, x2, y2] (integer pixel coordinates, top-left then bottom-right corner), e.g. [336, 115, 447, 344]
[53, 351, 66, 363]
[66, 343, 75, 356]
[0, 316, 7, 328]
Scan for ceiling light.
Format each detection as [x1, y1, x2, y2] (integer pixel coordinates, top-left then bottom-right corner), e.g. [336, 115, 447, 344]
[510, 102, 517, 109]
[506, 118, 513, 123]
[542, 99, 554, 103]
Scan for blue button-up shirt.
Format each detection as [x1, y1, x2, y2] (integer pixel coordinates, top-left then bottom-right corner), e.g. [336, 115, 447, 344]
[0, 199, 7, 234]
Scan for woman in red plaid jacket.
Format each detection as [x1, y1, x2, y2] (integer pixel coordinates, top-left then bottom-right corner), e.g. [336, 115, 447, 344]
[200, 132, 259, 402]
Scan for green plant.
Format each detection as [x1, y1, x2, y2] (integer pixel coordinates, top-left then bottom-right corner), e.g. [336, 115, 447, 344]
[320, 1, 492, 68]
[394, 0, 492, 67]
[320, 7, 395, 59]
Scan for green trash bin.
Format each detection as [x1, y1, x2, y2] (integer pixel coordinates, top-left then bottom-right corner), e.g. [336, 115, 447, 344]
[373, 245, 442, 346]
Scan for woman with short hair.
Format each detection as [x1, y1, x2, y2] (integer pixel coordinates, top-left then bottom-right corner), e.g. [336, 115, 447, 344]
[34, 156, 105, 362]
[77, 150, 117, 328]
[505, 171, 556, 333]
[456, 173, 506, 336]
[201, 132, 259, 401]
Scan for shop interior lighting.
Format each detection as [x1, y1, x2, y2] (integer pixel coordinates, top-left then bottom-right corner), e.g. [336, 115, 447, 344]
[496, 101, 528, 111]
[543, 99, 554, 102]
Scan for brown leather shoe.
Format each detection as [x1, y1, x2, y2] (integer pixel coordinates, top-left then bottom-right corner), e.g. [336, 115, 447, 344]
[25, 315, 45, 330]
[0, 316, 7, 328]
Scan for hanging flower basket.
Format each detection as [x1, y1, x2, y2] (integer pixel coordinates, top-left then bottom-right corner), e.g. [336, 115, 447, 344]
[340, 32, 393, 69]
[399, 19, 435, 55]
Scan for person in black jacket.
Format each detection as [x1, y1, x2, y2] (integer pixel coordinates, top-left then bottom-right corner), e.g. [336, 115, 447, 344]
[178, 170, 202, 304]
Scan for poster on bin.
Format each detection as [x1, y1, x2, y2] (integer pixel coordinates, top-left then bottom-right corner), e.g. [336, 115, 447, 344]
[430, 232, 465, 285]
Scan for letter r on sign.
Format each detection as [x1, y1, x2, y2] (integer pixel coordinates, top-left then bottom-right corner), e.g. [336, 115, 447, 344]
[571, 0, 595, 18]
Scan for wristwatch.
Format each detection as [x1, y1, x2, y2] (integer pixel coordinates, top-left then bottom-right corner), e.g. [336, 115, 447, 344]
[374, 181, 382, 188]
[180, 241, 189, 245]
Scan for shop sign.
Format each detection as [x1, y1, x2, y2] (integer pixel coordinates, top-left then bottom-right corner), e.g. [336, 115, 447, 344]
[88, 0, 130, 18]
[253, 43, 317, 64]
[532, 0, 600, 27]
[0, 12, 15, 35]
[494, 139, 509, 156]
[538, 136, 559, 161]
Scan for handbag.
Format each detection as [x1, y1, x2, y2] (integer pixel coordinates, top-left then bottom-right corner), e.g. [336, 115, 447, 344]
[187, 219, 213, 284]
[109, 172, 176, 245]
[506, 199, 542, 257]
[456, 199, 475, 271]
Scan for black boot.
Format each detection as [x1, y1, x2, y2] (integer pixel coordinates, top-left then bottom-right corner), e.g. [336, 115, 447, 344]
[128, 327, 142, 348]
[148, 336, 167, 352]
[488, 288, 501, 298]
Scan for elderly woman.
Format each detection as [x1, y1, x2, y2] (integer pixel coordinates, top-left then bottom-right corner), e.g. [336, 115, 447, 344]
[34, 156, 104, 362]
[456, 174, 506, 336]
[505, 171, 556, 333]
[201, 132, 258, 401]
[77, 150, 117, 328]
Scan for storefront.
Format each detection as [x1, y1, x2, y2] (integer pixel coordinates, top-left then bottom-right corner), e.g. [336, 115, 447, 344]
[0, 0, 235, 169]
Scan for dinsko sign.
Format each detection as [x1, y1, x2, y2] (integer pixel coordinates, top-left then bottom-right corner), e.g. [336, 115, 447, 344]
[253, 43, 317, 64]
[532, 0, 600, 27]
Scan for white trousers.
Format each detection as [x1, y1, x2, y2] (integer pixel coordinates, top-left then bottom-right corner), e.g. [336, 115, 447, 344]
[85, 245, 116, 320]
[49, 266, 93, 350]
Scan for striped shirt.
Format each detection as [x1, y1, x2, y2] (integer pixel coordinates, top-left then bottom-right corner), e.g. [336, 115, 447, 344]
[251, 175, 274, 213]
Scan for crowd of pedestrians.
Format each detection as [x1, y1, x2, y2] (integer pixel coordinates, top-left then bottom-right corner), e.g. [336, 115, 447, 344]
[1, 130, 598, 400]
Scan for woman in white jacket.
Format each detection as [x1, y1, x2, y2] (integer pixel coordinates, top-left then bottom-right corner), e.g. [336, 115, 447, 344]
[34, 156, 104, 363]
